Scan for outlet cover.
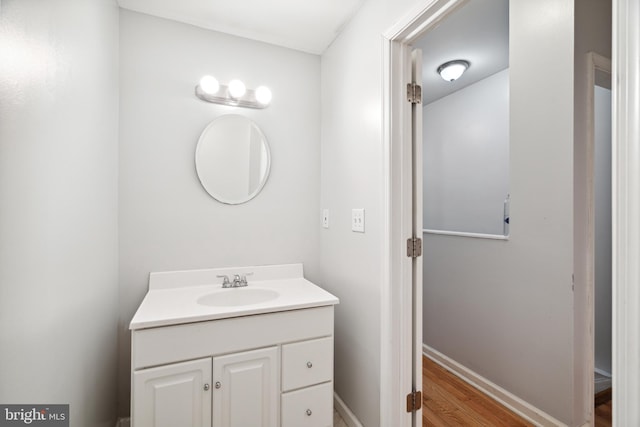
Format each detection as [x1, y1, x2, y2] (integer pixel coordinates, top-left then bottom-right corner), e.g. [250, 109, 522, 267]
[352, 209, 365, 233]
[322, 209, 329, 228]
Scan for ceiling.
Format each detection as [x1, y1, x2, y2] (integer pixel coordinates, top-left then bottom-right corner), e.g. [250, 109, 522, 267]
[116, 0, 507, 97]
[117, 0, 366, 55]
[414, 0, 509, 105]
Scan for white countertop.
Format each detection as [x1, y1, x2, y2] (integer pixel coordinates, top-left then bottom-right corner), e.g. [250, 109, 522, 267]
[130, 264, 339, 330]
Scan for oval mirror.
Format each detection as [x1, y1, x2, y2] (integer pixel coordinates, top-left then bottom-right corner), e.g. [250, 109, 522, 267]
[195, 115, 271, 204]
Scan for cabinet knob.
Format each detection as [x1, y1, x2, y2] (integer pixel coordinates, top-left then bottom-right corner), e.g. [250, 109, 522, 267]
[215, 381, 222, 389]
[204, 383, 210, 391]
[306, 409, 312, 416]
[306, 361, 313, 368]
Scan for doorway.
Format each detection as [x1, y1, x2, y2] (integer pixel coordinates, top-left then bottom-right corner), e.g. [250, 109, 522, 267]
[587, 53, 613, 425]
[382, 1, 622, 426]
[593, 74, 612, 422]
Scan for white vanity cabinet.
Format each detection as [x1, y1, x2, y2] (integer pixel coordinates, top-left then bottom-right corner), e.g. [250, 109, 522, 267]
[130, 264, 339, 427]
[131, 306, 335, 427]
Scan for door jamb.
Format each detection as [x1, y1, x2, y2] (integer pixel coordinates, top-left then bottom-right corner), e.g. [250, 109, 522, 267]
[612, 0, 640, 424]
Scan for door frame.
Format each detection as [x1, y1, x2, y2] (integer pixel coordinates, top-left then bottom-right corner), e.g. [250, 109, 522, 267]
[612, 0, 640, 424]
[380, 1, 469, 425]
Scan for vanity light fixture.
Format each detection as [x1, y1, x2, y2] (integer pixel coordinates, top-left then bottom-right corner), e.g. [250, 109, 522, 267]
[195, 75, 272, 109]
[437, 60, 470, 82]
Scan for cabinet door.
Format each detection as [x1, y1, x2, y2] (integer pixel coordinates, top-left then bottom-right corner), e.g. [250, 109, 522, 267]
[133, 357, 212, 427]
[213, 347, 279, 427]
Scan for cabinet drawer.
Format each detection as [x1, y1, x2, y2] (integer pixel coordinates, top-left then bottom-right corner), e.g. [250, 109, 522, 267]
[282, 337, 332, 391]
[281, 382, 333, 427]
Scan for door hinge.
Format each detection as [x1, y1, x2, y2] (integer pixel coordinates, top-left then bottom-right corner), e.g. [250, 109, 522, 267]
[406, 390, 422, 412]
[407, 237, 422, 258]
[407, 82, 422, 104]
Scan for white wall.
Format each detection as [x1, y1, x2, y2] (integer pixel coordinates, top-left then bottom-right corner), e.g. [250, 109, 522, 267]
[423, 69, 509, 235]
[320, 0, 453, 425]
[594, 85, 612, 375]
[118, 10, 321, 416]
[421, 1, 577, 424]
[0, 1, 119, 426]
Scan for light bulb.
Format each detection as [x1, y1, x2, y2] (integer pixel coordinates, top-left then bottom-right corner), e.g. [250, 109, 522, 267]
[228, 79, 246, 98]
[255, 86, 272, 105]
[199, 75, 219, 95]
[437, 60, 470, 82]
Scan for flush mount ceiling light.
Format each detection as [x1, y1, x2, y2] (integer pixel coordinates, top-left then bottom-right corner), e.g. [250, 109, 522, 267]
[195, 75, 272, 109]
[437, 60, 470, 82]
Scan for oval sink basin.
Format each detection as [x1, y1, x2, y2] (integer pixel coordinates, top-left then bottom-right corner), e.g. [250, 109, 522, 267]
[197, 288, 280, 307]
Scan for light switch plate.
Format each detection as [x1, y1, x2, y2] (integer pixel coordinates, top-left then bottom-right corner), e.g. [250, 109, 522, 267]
[322, 209, 329, 229]
[352, 209, 365, 233]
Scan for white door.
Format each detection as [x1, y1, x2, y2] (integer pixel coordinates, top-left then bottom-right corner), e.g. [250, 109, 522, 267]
[133, 357, 212, 427]
[410, 47, 424, 426]
[212, 346, 279, 427]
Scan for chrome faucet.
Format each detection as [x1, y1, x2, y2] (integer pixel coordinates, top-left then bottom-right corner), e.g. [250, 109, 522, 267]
[217, 273, 253, 288]
[232, 274, 244, 287]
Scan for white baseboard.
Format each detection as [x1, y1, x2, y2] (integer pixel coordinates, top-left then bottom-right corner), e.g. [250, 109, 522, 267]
[334, 392, 364, 427]
[423, 344, 566, 427]
[115, 418, 130, 427]
[594, 367, 612, 378]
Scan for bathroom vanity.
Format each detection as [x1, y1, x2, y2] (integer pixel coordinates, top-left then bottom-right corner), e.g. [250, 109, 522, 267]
[129, 264, 338, 427]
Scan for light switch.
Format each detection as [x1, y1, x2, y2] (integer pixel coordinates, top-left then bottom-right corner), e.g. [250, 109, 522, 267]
[322, 209, 330, 229]
[352, 209, 365, 233]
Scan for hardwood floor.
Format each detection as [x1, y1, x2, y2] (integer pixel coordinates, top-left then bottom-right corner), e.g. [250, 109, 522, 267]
[423, 356, 534, 426]
[594, 388, 612, 427]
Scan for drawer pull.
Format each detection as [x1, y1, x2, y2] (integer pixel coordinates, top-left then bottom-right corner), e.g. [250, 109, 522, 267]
[306, 361, 313, 368]
[306, 409, 312, 416]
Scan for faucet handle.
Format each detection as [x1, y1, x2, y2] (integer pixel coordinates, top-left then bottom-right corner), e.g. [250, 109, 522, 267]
[216, 275, 231, 287]
[240, 272, 254, 286]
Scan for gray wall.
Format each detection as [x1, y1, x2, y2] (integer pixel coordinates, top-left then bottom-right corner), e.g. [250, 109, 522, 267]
[423, 1, 576, 424]
[594, 85, 612, 375]
[423, 69, 509, 235]
[118, 10, 321, 416]
[0, 1, 120, 426]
